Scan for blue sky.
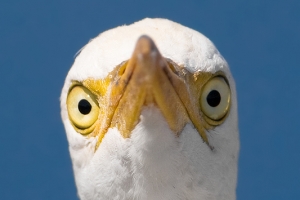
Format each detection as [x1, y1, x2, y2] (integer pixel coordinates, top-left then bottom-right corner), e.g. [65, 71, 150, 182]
[0, 0, 299, 199]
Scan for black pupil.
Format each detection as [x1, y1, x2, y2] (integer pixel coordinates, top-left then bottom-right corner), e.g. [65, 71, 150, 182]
[206, 90, 221, 107]
[78, 99, 92, 115]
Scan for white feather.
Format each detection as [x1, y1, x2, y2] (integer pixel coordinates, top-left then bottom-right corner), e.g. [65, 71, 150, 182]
[61, 18, 239, 200]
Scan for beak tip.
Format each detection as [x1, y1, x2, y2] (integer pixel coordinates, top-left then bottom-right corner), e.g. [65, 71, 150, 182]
[135, 35, 159, 56]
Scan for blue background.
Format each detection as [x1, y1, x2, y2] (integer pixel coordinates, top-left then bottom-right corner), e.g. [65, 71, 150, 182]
[1, 0, 299, 199]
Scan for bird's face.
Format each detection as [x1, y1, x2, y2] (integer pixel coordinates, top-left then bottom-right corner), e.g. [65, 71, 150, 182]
[61, 19, 239, 199]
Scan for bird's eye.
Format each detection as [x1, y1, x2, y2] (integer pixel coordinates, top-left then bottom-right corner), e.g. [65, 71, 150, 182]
[67, 86, 99, 129]
[200, 76, 230, 121]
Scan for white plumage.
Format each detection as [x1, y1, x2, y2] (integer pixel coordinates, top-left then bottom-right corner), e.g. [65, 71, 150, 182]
[61, 18, 239, 200]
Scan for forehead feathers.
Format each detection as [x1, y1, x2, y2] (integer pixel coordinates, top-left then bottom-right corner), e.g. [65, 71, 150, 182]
[66, 18, 228, 82]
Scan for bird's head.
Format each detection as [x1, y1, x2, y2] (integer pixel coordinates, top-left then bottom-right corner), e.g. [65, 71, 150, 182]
[61, 18, 239, 199]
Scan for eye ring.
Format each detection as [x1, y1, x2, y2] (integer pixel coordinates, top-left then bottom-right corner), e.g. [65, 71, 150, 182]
[67, 85, 99, 130]
[200, 76, 231, 121]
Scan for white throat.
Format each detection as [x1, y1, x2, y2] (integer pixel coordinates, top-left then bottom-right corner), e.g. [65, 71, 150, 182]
[70, 107, 237, 200]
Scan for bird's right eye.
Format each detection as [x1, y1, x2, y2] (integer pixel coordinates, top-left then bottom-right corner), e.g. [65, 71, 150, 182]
[67, 86, 99, 129]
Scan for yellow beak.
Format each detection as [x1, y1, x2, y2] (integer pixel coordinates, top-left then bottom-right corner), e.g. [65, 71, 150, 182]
[82, 35, 213, 150]
[110, 35, 190, 138]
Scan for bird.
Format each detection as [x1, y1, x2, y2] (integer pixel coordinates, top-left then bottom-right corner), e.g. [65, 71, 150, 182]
[60, 18, 239, 200]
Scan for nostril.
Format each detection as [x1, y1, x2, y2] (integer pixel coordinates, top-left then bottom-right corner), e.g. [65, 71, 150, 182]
[118, 61, 128, 76]
[167, 61, 181, 76]
[164, 59, 187, 79]
[168, 62, 176, 73]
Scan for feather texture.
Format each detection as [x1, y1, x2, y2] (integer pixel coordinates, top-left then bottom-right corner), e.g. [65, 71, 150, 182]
[61, 18, 239, 200]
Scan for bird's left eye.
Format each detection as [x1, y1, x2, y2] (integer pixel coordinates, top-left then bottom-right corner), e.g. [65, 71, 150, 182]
[67, 86, 99, 129]
[200, 76, 231, 121]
